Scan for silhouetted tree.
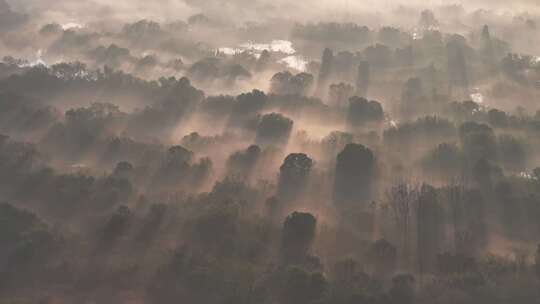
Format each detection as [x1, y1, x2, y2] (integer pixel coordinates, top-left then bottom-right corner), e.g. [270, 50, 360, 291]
[498, 134, 526, 172]
[416, 184, 443, 273]
[355, 61, 370, 96]
[334, 144, 376, 208]
[281, 212, 317, 267]
[153, 145, 194, 188]
[533, 167, 540, 180]
[228, 89, 267, 129]
[387, 182, 419, 269]
[265, 196, 282, 222]
[389, 274, 415, 304]
[347, 96, 384, 127]
[280, 267, 327, 304]
[278, 153, 313, 202]
[459, 122, 497, 164]
[422, 143, 463, 181]
[419, 9, 438, 29]
[321, 131, 353, 162]
[136, 203, 167, 244]
[436, 252, 477, 274]
[481, 25, 495, 68]
[226, 145, 261, 181]
[317, 48, 334, 96]
[364, 44, 392, 70]
[256, 50, 271, 71]
[535, 244, 540, 280]
[447, 40, 469, 93]
[271, 71, 314, 96]
[488, 109, 508, 128]
[255, 113, 294, 147]
[329, 82, 354, 106]
[0, 203, 55, 284]
[401, 77, 427, 118]
[113, 161, 134, 179]
[460, 189, 488, 256]
[367, 239, 397, 277]
[98, 205, 132, 250]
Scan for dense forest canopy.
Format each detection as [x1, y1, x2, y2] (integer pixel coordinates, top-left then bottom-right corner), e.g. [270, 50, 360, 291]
[1, 0, 540, 303]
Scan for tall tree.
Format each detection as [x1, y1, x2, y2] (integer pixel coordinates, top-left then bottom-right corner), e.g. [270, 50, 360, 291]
[277, 153, 313, 202]
[333, 144, 376, 208]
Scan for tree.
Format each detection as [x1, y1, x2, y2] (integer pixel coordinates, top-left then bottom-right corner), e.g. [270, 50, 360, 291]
[364, 44, 392, 70]
[416, 184, 443, 273]
[98, 205, 132, 250]
[401, 77, 427, 118]
[347, 96, 384, 127]
[462, 189, 488, 255]
[153, 145, 194, 188]
[280, 267, 327, 304]
[422, 143, 463, 181]
[389, 274, 415, 304]
[190, 157, 213, 189]
[270, 71, 314, 96]
[265, 196, 282, 222]
[535, 244, 540, 280]
[270, 71, 293, 94]
[255, 113, 294, 147]
[448, 100, 480, 122]
[281, 212, 317, 266]
[221, 64, 252, 85]
[533, 167, 540, 180]
[321, 131, 353, 162]
[355, 61, 370, 96]
[334, 144, 376, 208]
[459, 122, 497, 164]
[419, 9, 438, 29]
[113, 161, 134, 179]
[256, 49, 271, 71]
[488, 109, 508, 128]
[447, 40, 469, 92]
[367, 239, 397, 277]
[277, 153, 313, 202]
[136, 203, 167, 244]
[498, 134, 526, 173]
[0, 202, 51, 258]
[291, 73, 314, 96]
[379, 27, 406, 48]
[472, 158, 502, 192]
[188, 57, 222, 83]
[387, 182, 419, 269]
[501, 53, 530, 84]
[0, 203, 56, 288]
[481, 25, 495, 68]
[495, 181, 524, 239]
[436, 252, 477, 275]
[228, 89, 267, 129]
[444, 182, 468, 255]
[226, 145, 261, 181]
[191, 203, 239, 257]
[316, 48, 334, 96]
[328, 82, 354, 106]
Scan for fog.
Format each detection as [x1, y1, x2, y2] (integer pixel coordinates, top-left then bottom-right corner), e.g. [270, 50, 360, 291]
[1, 0, 540, 303]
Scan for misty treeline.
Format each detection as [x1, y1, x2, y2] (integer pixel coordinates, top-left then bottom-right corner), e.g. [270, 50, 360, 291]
[1, 0, 540, 303]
